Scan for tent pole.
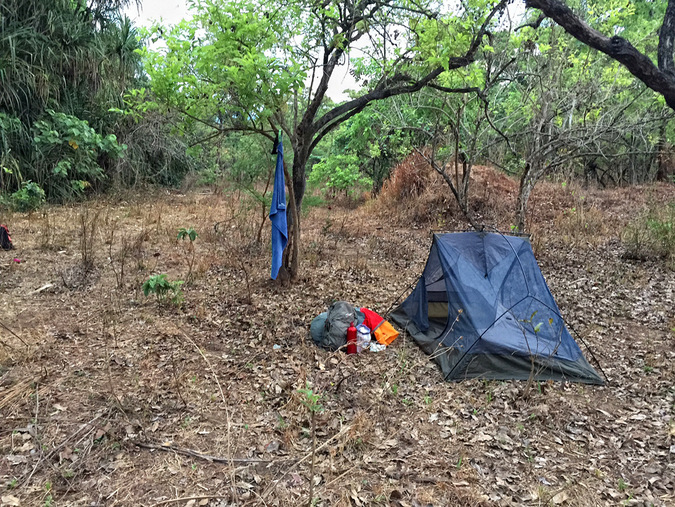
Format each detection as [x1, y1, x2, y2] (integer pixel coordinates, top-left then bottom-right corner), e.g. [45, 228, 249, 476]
[383, 275, 420, 318]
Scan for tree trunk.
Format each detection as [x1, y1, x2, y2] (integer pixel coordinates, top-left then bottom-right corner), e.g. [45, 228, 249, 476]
[655, 120, 670, 182]
[283, 162, 300, 280]
[292, 142, 309, 214]
[516, 163, 535, 233]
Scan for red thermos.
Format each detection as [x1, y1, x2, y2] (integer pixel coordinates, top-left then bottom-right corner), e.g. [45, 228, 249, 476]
[347, 322, 357, 354]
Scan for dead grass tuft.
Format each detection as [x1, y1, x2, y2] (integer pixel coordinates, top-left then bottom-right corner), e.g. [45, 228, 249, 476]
[380, 150, 433, 203]
[553, 202, 608, 246]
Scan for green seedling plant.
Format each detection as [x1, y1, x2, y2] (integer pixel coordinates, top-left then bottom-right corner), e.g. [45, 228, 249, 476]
[177, 227, 198, 242]
[297, 384, 324, 507]
[177, 227, 198, 282]
[142, 274, 184, 306]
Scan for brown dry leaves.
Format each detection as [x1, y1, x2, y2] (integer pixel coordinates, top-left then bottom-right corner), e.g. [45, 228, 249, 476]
[0, 178, 674, 506]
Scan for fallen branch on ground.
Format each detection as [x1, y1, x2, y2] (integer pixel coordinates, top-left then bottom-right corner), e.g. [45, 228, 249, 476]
[133, 441, 272, 464]
[23, 411, 110, 485]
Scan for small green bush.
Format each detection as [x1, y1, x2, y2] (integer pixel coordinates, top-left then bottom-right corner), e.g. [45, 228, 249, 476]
[308, 156, 373, 198]
[177, 227, 198, 242]
[301, 194, 325, 214]
[11, 180, 46, 211]
[142, 274, 184, 305]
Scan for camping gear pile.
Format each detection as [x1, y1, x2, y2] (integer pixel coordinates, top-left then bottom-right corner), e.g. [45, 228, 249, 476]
[390, 231, 604, 384]
[310, 301, 399, 353]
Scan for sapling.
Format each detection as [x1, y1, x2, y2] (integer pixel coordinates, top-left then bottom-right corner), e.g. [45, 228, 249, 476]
[297, 384, 323, 507]
[177, 227, 198, 282]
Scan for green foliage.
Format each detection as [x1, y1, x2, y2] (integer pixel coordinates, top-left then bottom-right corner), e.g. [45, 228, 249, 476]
[0, 0, 194, 199]
[34, 110, 126, 199]
[310, 107, 412, 197]
[296, 384, 323, 413]
[309, 158, 372, 197]
[141, 0, 306, 130]
[142, 274, 185, 305]
[11, 181, 46, 212]
[177, 227, 198, 242]
[301, 195, 326, 213]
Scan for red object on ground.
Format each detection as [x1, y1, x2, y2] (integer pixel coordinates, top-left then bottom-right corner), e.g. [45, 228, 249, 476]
[347, 321, 357, 354]
[361, 307, 400, 346]
[360, 307, 384, 331]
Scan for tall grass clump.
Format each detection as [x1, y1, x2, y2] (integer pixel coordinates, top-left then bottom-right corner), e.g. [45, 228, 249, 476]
[379, 150, 432, 202]
[623, 201, 675, 265]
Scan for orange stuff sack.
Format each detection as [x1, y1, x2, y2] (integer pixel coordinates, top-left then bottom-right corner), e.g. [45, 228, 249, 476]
[373, 320, 399, 346]
[360, 307, 400, 346]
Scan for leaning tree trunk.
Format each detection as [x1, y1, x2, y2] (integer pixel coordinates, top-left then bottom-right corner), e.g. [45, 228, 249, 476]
[515, 163, 537, 233]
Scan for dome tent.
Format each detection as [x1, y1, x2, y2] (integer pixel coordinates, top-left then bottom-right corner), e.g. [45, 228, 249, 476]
[389, 232, 604, 384]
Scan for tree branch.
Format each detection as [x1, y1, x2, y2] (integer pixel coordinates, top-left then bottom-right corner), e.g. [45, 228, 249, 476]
[311, 0, 508, 134]
[525, 0, 675, 109]
[516, 13, 546, 31]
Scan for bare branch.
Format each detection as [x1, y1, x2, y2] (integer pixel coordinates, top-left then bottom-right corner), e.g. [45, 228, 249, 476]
[516, 13, 546, 31]
[311, 0, 509, 134]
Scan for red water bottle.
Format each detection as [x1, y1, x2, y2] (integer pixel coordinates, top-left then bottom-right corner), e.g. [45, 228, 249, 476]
[347, 322, 357, 354]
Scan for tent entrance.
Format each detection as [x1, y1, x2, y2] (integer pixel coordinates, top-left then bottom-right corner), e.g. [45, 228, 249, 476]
[426, 276, 448, 322]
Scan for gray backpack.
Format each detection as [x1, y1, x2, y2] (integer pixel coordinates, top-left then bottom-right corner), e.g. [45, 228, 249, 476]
[310, 301, 363, 351]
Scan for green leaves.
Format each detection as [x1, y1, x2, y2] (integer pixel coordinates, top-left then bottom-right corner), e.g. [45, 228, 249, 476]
[31, 110, 126, 200]
[177, 227, 198, 242]
[297, 384, 323, 413]
[142, 274, 185, 306]
[142, 0, 305, 128]
[10, 181, 45, 212]
[0, 1, 149, 201]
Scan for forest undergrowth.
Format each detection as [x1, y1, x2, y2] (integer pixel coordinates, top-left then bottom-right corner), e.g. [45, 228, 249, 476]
[0, 167, 673, 506]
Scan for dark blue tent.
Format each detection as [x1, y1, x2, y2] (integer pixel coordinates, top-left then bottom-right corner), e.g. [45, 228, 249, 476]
[390, 232, 603, 384]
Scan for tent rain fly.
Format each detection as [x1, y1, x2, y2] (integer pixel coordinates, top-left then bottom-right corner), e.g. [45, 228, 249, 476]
[389, 232, 604, 384]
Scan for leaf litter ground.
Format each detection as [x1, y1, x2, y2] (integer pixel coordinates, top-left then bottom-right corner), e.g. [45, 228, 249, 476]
[0, 171, 673, 506]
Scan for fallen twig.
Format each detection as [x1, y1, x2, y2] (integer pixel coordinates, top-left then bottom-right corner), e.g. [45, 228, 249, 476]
[178, 328, 237, 492]
[0, 318, 28, 347]
[133, 441, 271, 464]
[148, 494, 228, 507]
[23, 411, 109, 485]
[260, 424, 352, 500]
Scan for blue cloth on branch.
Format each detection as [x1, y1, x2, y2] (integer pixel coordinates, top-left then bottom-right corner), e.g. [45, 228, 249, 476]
[269, 134, 288, 279]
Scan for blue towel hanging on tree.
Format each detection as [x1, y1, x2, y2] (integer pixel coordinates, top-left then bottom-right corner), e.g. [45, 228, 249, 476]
[269, 132, 288, 279]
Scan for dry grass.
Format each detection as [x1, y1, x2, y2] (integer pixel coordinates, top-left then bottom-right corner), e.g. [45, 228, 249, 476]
[380, 150, 433, 202]
[0, 173, 674, 506]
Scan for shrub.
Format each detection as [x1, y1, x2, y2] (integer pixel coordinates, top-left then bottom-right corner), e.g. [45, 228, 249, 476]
[308, 155, 373, 198]
[11, 180, 45, 211]
[142, 274, 184, 305]
[623, 201, 675, 263]
[33, 110, 126, 200]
